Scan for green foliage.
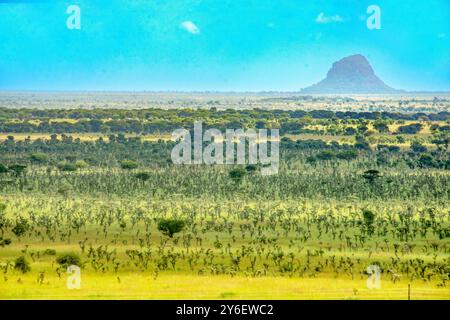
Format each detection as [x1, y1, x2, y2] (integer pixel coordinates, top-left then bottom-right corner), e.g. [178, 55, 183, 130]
[0, 164, 9, 174]
[157, 218, 185, 238]
[43, 249, 57, 256]
[134, 172, 151, 181]
[245, 164, 258, 173]
[57, 161, 78, 172]
[120, 160, 138, 170]
[12, 218, 30, 237]
[14, 256, 31, 274]
[410, 141, 427, 153]
[336, 149, 358, 160]
[229, 167, 246, 184]
[0, 237, 11, 247]
[315, 150, 335, 161]
[56, 253, 81, 268]
[362, 209, 376, 236]
[373, 121, 389, 133]
[431, 132, 449, 150]
[75, 160, 88, 169]
[8, 164, 27, 176]
[417, 154, 436, 168]
[397, 123, 423, 134]
[57, 182, 73, 196]
[362, 169, 380, 184]
[29, 152, 48, 163]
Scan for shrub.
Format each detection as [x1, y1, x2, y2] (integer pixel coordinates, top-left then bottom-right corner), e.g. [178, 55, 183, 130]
[120, 160, 138, 170]
[0, 164, 9, 174]
[75, 160, 88, 169]
[410, 141, 427, 153]
[12, 218, 29, 237]
[0, 237, 11, 247]
[57, 182, 73, 196]
[344, 127, 357, 136]
[8, 164, 27, 176]
[315, 150, 335, 161]
[245, 164, 258, 173]
[397, 123, 423, 134]
[29, 152, 48, 163]
[14, 256, 31, 273]
[336, 149, 358, 160]
[157, 218, 185, 238]
[229, 167, 246, 184]
[373, 122, 389, 133]
[418, 154, 436, 168]
[363, 169, 380, 184]
[57, 161, 78, 172]
[134, 172, 151, 181]
[56, 252, 81, 268]
[377, 144, 400, 152]
[362, 209, 376, 235]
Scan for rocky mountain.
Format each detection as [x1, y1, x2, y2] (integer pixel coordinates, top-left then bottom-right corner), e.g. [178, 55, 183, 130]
[301, 54, 401, 94]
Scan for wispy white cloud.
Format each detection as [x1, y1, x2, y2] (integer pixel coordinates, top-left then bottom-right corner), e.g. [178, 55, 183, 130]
[181, 21, 200, 34]
[315, 12, 343, 24]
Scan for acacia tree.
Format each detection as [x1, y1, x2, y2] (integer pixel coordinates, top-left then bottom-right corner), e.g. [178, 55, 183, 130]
[229, 167, 246, 184]
[157, 219, 185, 238]
[363, 169, 380, 184]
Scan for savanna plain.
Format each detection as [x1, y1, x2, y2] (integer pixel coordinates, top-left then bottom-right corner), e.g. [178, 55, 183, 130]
[0, 92, 448, 299]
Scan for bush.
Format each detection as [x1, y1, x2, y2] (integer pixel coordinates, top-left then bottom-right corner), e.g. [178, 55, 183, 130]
[120, 160, 138, 170]
[397, 123, 423, 134]
[377, 144, 400, 152]
[410, 141, 427, 153]
[8, 164, 27, 176]
[343, 127, 357, 136]
[373, 122, 389, 133]
[363, 169, 380, 184]
[315, 150, 335, 161]
[56, 252, 81, 268]
[29, 152, 48, 163]
[0, 237, 11, 247]
[57, 161, 78, 172]
[157, 218, 185, 238]
[134, 172, 151, 181]
[14, 256, 31, 273]
[362, 209, 376, 225]
[12, 218, 29, 237]
[57, 182, 73, 196]
[229, 167, 246, 184]
[0, 164, 9, 173]
[360, 209, 376, 236]
[75, 160, 88, 169]
[418, 154, 436, 168]
[336, 149, 358, 160]
[245, 164, 258, 173]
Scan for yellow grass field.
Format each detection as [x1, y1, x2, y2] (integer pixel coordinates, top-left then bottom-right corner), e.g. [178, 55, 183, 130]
[1, 273, 448, 300]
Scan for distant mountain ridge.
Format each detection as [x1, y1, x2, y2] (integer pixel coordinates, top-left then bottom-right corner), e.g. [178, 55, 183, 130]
[302, 54, 402, 94]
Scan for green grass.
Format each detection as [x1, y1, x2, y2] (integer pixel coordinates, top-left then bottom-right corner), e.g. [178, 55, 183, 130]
[0, 196, 448, 300]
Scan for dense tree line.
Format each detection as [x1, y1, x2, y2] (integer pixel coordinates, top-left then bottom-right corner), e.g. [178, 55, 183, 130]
[0, 108, 448, 135]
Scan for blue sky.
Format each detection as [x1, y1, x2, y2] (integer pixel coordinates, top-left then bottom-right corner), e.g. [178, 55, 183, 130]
[0, 0, 449, 91]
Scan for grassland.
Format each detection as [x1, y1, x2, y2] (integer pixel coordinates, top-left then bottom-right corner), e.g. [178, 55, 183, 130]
[0, 93, 448, 300]
[0, 196, 448, 300]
